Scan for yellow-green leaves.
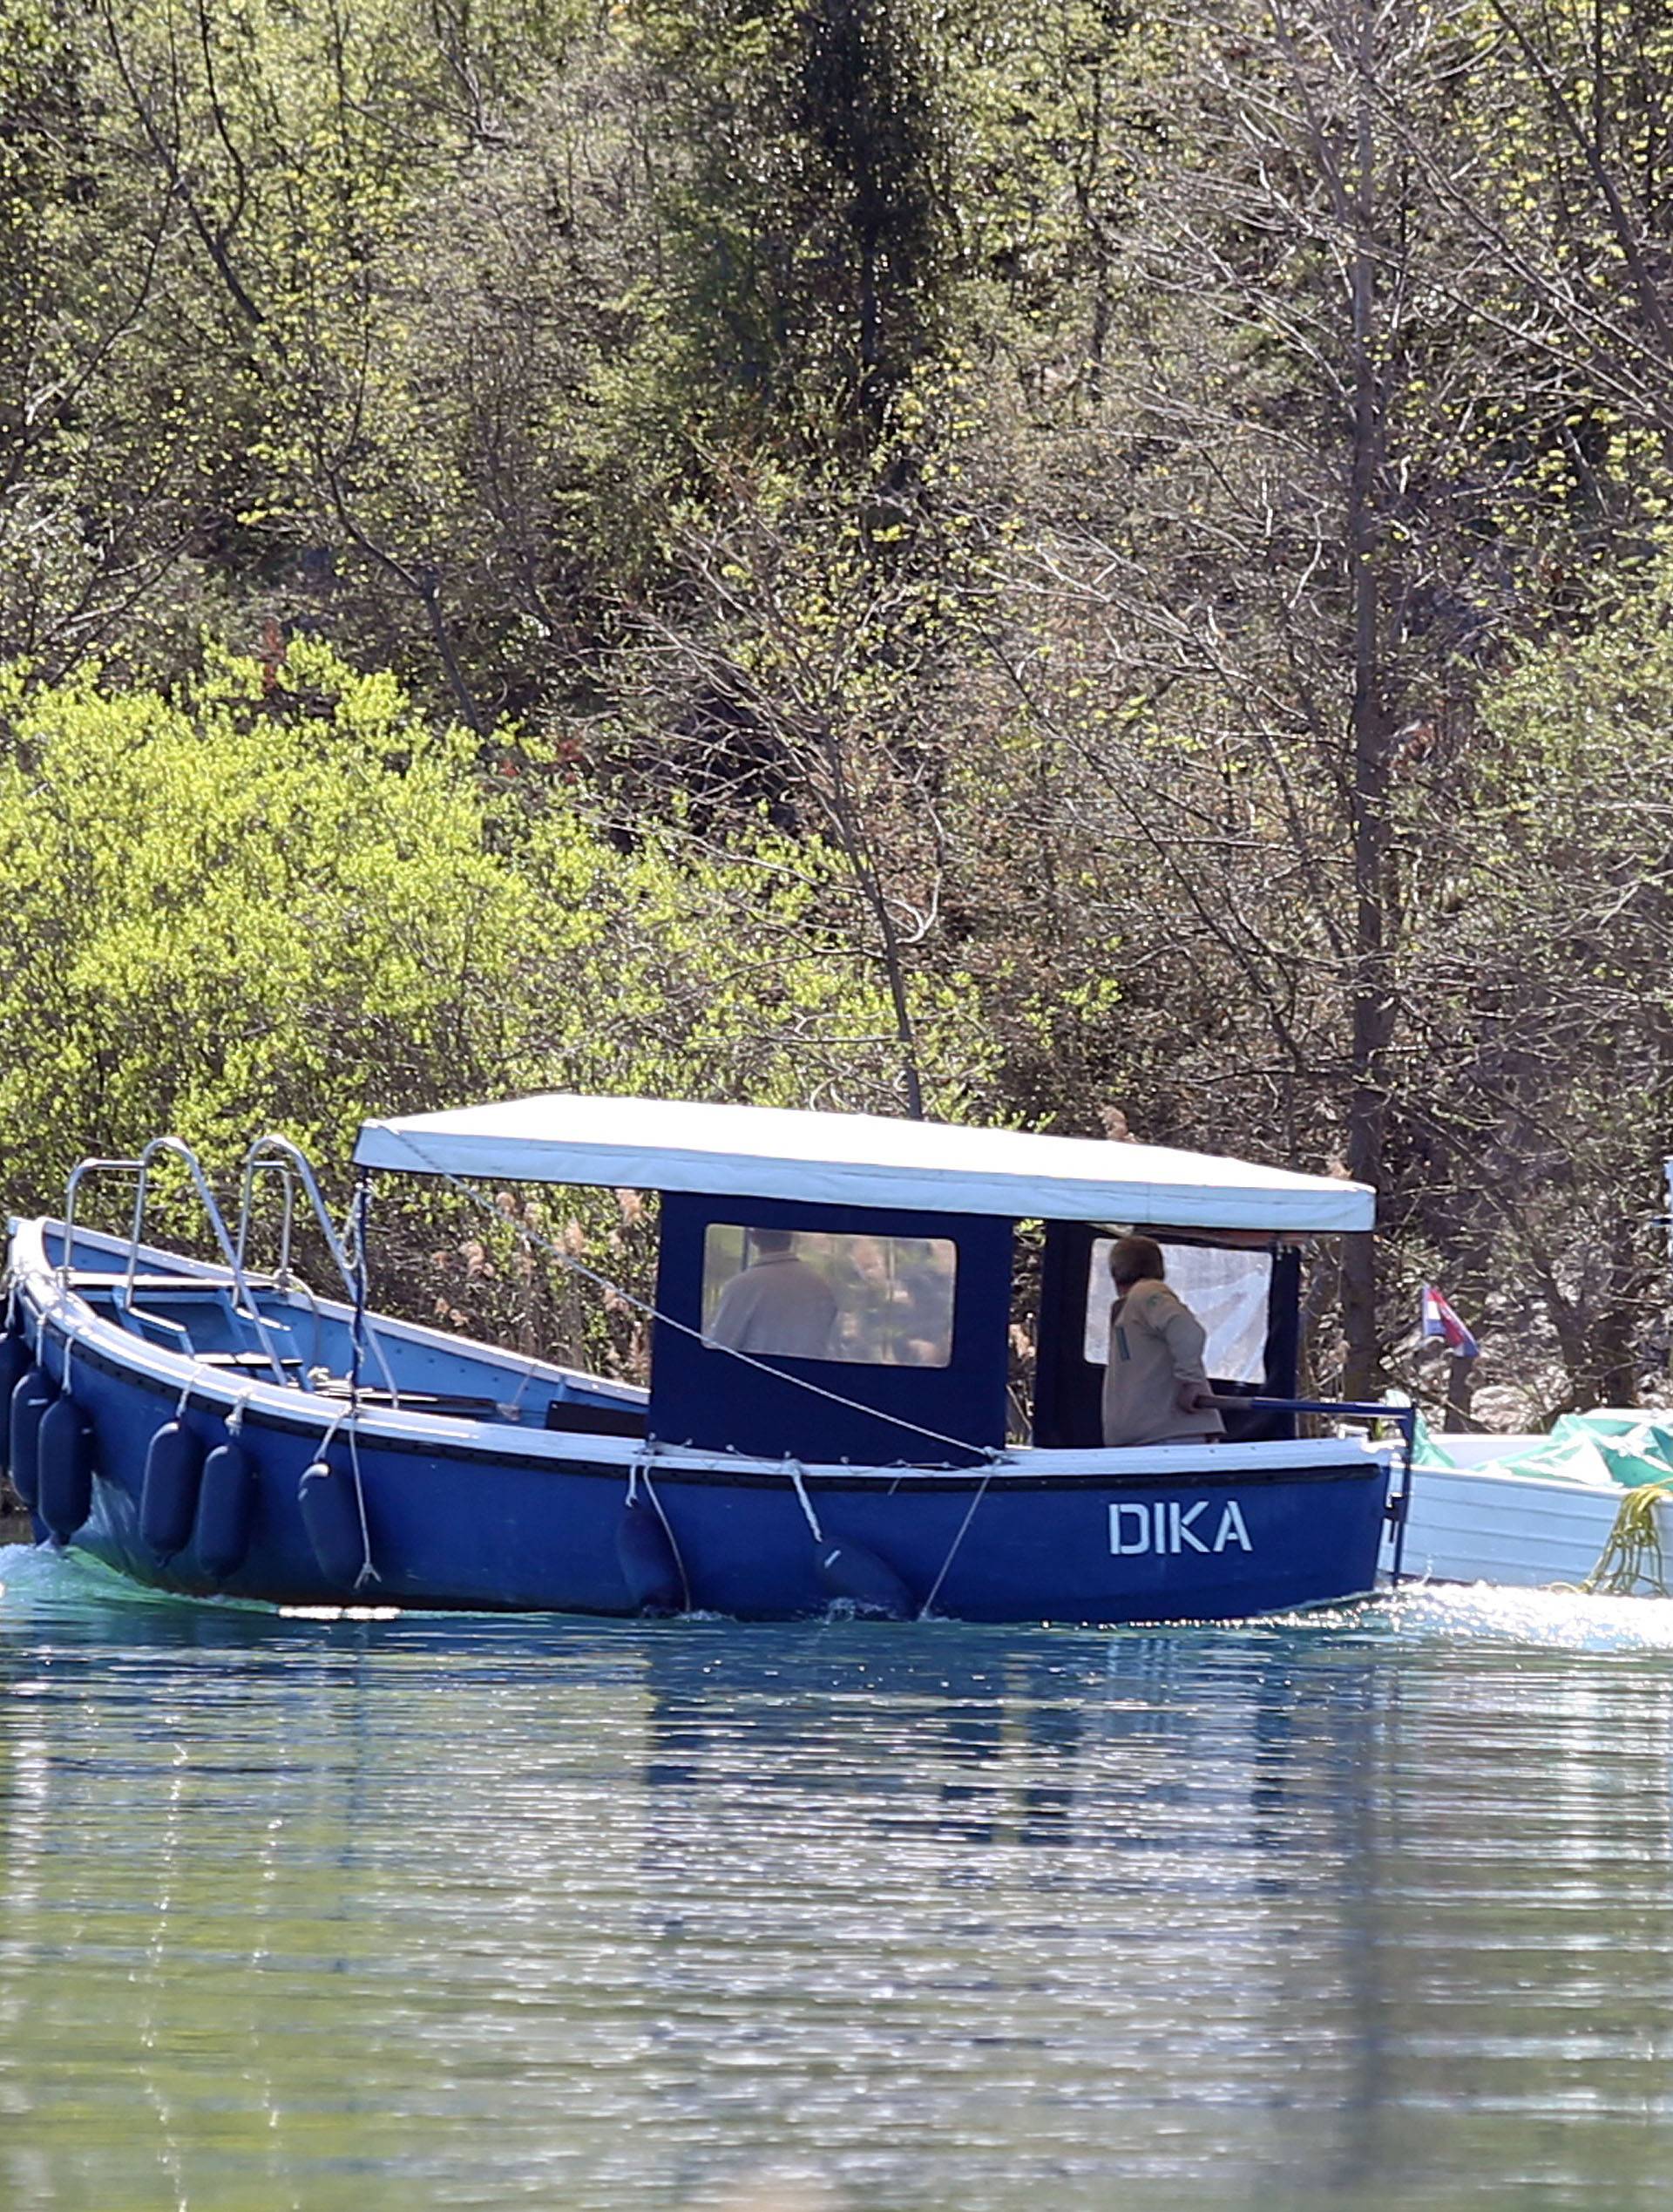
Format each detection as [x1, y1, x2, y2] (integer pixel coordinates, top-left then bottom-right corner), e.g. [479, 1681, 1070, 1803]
[0, 643, 979, 1214]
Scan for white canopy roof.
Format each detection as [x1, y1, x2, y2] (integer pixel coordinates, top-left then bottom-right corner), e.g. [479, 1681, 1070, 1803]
[353, 1093, 1372, 1232]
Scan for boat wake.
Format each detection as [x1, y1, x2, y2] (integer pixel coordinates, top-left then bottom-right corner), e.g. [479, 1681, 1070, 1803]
[11, 1537, 1673, 1656]
[0, 1539, 274, 1622]
[0, 1539, 68, 1591]
[1343, 1578, 1673, 1653]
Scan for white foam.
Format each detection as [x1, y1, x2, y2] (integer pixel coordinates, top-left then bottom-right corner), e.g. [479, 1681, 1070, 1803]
[1382, 1578, 1673, 1652]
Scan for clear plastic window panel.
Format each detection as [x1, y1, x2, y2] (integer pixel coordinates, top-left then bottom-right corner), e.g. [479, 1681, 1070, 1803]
[701, 1225, 957, 1367]
[1085, 1239, 1272, 1383]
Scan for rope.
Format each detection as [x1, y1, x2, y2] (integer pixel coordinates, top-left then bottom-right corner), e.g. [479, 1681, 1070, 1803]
[917, 1463, 999, 1619]
[378, 1127, 1003, 1467]
[39, 1272, 75, 1357]
[1582, 1480, 1673, 1597]
[348, 1420, 380, 1591]
[339, 1177, 382, 1589]
[290, 1400, 380, 1591]
[638, 1461, 690, 1612]
[174, 1362, 211, 1420]
[312, 1402, 353, 1457]
[782, 1456, 823, 1542]
[498, 1350, 545, 1422]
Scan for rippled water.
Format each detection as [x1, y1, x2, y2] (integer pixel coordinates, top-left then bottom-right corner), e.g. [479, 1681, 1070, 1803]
[6, 1553, 1673, 2211]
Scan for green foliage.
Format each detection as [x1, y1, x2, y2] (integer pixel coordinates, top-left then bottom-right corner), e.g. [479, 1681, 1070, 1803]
[1382, 556, 1673, 1410]
[0, 642, 981, 1224]
[10, 0, 1673, 1406]
[628, 0, 952, 444]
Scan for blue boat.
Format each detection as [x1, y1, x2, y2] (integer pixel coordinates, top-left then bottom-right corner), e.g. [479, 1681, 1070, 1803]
[2, 1096, 1404, 1622]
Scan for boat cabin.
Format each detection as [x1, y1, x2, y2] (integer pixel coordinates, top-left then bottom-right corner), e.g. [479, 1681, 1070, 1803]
[352, 1095, 1371, 1467]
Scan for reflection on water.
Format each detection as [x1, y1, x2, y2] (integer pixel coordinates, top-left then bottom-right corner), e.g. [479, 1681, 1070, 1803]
[5, 1550, 1673, 2210]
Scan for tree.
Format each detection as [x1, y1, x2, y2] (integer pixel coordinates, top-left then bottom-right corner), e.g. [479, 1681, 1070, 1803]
[0, 640, 983, 1221]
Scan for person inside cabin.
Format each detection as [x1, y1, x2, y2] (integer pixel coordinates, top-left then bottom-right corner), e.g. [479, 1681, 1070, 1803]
[832, 1234, 951, 1366]
[1101, 1235, 1225, 1448]
[889, 1239, 955, 1366]
[707, 1228, 838, 1360]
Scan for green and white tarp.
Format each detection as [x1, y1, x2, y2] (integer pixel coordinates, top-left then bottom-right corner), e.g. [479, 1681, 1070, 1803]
[1416, 1408, 1673, 1491]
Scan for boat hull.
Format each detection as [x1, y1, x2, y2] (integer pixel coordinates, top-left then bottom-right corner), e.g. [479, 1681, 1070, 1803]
[1381, 1454, 1660, 1593]
[6, 1228, 1392, 1625]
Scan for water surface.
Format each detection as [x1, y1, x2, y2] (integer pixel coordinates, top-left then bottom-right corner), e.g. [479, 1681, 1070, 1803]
[4, 1547, 1673, 2210]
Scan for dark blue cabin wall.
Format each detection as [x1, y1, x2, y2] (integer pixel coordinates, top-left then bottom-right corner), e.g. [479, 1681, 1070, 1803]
[648, 1191, 1013, 1466]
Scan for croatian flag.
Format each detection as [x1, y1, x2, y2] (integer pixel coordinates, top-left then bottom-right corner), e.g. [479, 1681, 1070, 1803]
[1421, 1285, 1479, 1360]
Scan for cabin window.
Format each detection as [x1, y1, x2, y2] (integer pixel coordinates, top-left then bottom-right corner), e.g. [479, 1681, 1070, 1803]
[1083, 1240, 1271, 1383]
[701, 1225, 957, 1367]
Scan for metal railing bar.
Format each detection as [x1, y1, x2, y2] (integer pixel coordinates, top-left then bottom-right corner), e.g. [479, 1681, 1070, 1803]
[235, 1136, 402, 1405]
[120, 1137, 294, 1388]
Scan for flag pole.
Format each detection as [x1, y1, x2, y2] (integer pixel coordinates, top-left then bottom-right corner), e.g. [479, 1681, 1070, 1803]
[1444, 1345, 1476, 1434]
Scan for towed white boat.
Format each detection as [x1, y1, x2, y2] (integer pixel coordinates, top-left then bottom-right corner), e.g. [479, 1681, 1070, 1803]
[1381, 1414, 1673, 1597]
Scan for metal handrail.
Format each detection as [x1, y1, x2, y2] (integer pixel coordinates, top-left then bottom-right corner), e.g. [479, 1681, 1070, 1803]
[117, 1137, 295, 1388]
[63, 1157, 148, 1271]
[234, 1135, 402, 1405]
[236, 1155, 301, 1286]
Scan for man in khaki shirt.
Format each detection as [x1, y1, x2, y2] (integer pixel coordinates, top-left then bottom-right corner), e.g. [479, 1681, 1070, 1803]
[707, 1229, 837, 1360]
[1101, 1235, 1224, 1448]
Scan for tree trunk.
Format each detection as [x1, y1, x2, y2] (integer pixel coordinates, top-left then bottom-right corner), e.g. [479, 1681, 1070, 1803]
[1341, 0, 1392, 1400]
[1442, 1353, 1477, 1433]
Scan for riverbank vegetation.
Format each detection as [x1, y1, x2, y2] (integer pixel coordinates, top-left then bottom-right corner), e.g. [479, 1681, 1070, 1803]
[4, 0, 1672, 1418]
